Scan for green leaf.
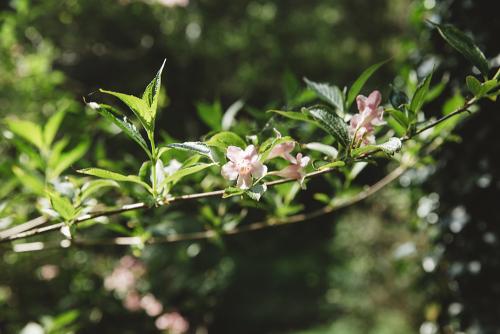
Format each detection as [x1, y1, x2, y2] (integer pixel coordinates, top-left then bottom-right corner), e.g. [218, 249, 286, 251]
[304, 142, 338, 158]
[432, 22, 489, 77]
[346, 60, 388, 109]
[47, 191, 76, 221]
[43, 109, 66, 148]
[48, 139, 90, 180]
[161, 163, 215, 187]
[12, 166, 45, 196]
[318, 160, 345, 170]
[268, 110, 317, 124]
[166, 142, 213, 160]
[409, 72, 433, 114]
[100, 89, 154, 131]
[142, 59, 165, 119]
[245, 183, 267, 201]
[80, 179, 119, 202]
[351, 137, 402, 157]
[196, 101, 222, 131]
[77, 168, 152, 192]
[303, 77, 344, 114]
[222, 100, 244, 130]
[466, 75, 481, 96]
[480, 79, 499, 96]
[5, 119, 44, 150]
[223, 187, 245, 198]
[304, 106, 350, 147]
[385, 108, 409, 128]
[205, 131, 246, 150]
[89, 103, 150, 156]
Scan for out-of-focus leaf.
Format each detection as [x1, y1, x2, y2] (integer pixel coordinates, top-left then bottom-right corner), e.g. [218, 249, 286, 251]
[304, 142, 338, 158]
[47, 191, 75, 221]
[268, 110, 317, 124]
[432, 22, 489, 76]
[161, 163, 215, 187]
[346, 60, 388, 109]
[409, 72, 433, 114]
[48, 139, 90, 180]
[43, 109, 66, 148]
[77, 168, 152, 192]
[197, 101, 222, 131]
[80, 179, 119, 201]
[5, 119, 44, 150]
[12, 166, 44, 196]
[222, 100, 244, 130]
[206, 131, 246, 150]
[466, 75, 481, 96]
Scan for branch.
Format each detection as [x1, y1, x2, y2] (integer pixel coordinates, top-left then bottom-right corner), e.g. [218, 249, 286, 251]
[0, 167, 338, 243]
[0, 97, 477, 245]
[9, 163, 408, 251]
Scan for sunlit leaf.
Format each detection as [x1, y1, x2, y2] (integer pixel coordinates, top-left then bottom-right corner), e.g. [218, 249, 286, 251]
[303, 77, 344, 114]
[77, 168, 152, 192]
[43, 109, 66, 148]
[100, 89, 154, 131]
[142, 59, 166, 120]
[304, 106, 350, 147]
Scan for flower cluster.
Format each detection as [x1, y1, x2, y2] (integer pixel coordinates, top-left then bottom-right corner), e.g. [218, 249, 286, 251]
[221, 139, 310, 189]
[349, 90, 386, 146]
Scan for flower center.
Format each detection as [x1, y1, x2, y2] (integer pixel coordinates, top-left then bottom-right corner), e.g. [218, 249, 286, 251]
[236, 159, 252, 175]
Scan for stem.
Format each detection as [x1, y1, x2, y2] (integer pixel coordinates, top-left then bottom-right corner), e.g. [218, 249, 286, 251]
[148, 131, 158, 198]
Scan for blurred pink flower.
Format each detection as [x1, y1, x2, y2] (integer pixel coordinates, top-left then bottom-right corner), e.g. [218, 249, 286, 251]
[104, 256, 145, 295]
[39, 265, 59, 281]
[156, 0, 189, 7]
[123, 291, 142, 312]
[155, 312, 189, 334]
[266, 141, 295, 161]
[140, 294, 163, 317]
[274, 153, 310, 182]
[349, 90, 386, 146]
[221, 145, 267, 189]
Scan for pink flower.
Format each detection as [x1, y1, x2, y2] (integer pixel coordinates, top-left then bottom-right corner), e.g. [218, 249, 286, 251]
[266, 141, 296, 161]
[155, 312, 190, 334]
[140, 294, 163, 317]
[349, 90, 386, 146]
[274, 153, 310, 182]
[221, 145, 267, 189]
[123, 291, 142, 312]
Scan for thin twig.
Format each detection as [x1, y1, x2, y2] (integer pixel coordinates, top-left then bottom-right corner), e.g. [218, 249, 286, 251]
[0, 97, 476, 244]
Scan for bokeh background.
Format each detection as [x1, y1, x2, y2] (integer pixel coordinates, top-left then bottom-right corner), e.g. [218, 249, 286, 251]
[1, 0, 499, 333]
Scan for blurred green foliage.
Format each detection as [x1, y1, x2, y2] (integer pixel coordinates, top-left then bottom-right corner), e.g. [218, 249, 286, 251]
[0, 0, 497, 333]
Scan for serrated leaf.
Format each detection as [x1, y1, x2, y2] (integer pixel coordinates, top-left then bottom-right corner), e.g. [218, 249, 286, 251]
[432, 22, 489, 77]
[205, 131, 246, 150]
[100, 89, 154, 131]
[80, 179, 119, 202]
[303, 77, 344, 114]
[166, 142, 213, 160]
[409, 72, 433, 114]
[90, 103, 150, 156]
[305, 106, 350, 147]
[466, 75, 481, 96]
[347, 60, 388, 109]
[43, 109, 66, 148]
[245, 183, 267, 201]
[77, 168, 152, 192]
[47, 191, 76, 221]
[142, 59, 165, 119]
[5, 119, 44, 150]
[268, 110, 317, 124]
